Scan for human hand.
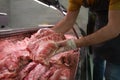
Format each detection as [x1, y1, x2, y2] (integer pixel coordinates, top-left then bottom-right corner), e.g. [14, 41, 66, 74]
[31, 40, 58, 64]
[31, 28, 55, 40]
[56, 39, 77, 53]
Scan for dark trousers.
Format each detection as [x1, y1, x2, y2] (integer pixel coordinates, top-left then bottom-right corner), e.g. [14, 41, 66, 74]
[87, 10, 108, 80]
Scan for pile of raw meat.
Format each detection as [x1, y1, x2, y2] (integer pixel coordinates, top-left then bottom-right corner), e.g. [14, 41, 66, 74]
[0, 28, 79, 80]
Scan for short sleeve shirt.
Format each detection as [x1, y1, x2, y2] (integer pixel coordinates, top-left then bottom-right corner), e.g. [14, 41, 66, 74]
[68, 0, 120, 11]
[109, 0, 120, 10]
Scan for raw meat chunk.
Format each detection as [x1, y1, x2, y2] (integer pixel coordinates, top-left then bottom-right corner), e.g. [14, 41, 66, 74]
[24, 64, 47, 80]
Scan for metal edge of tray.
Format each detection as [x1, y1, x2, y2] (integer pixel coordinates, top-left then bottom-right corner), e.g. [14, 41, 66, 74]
[0, 25, 53, 38]
[0, 25, 83, 80]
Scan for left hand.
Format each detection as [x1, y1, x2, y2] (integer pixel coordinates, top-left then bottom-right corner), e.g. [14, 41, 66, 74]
[31, 40, 58, 64]
[56, 39, 77, 52]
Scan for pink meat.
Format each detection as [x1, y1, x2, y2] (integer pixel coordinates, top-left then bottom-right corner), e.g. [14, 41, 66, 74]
[27, 33, 65, 54]
[0, 28, 79, 80]
[0, 69, 16, 79]
[42, 66, 71, 80]
[50, 50, 79, 67]
[0, 50, 31, 79]
[0, 40, 17, 60]
[0, 38, 30, 60]
[15, 37, 30, 50]
[49, 69, 62, 80]
[30, 28, 55, 40]
[28, 41, 58, 65]
[27, 31, 65, 64]
[41, 65, 71, 80]
[40, 67, 57, 80]
[19, 62, 37, 80]
[59, 68, 71, 80]
[24, 64, 47, 80]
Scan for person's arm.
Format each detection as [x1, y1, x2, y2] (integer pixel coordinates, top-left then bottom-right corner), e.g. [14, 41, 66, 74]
[52, 0, 82, 34]
[57, 10, 120, 49]
[52, 10, 80, 34]
[75, 0, 120, 47]
[75, 10, 120, 47]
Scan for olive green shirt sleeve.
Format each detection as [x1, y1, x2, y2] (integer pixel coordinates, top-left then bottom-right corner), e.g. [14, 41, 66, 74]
[68, 0, 120, 11]
[68, 0, 82, 11]
[109, 0, 120, 10]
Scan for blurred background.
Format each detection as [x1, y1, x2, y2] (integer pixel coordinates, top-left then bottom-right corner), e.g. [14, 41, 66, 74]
[0, 0, 88, 31]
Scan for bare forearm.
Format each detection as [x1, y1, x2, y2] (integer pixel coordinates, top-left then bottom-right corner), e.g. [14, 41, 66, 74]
[76, 24, 120, 47]
[52, 17, 74, 34]
[75, 10, 120, 47]
[52, 10, 80, 34]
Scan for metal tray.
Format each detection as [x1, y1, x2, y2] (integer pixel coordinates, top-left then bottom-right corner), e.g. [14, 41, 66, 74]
[0, 25, 81, 80]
